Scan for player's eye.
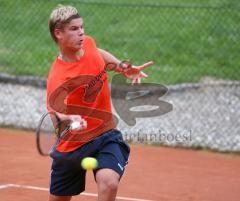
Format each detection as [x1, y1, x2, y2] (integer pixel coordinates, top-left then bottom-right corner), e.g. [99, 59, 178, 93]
[71, 27, 78, 31]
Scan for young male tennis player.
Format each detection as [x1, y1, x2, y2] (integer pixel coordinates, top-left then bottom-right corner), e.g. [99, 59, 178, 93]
[47, 4, 153, 201]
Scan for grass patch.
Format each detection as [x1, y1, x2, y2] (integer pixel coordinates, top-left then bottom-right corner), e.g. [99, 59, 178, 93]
[0, 0, 239, 84]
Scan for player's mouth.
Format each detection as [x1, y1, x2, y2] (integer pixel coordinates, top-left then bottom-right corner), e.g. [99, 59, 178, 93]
[78, 39, 84, 45]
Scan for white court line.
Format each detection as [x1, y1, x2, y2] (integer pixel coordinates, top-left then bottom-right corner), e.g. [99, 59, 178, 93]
[0, 184, 13, 189]
[1, 184, 155, 201]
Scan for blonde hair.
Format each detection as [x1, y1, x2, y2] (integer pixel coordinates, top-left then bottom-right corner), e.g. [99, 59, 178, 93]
[49, 4, 81, 43]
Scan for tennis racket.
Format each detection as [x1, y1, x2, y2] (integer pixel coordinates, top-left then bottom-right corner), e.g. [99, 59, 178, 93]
[36, 112, 82, 156]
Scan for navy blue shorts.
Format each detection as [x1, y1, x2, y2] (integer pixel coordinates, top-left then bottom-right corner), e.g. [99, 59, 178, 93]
[49, 129, 130, 196]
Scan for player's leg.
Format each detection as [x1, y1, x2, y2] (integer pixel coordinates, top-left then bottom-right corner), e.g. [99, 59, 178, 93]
[95, 168, 120, 201]
[49, 195, 72, 201]
[94, 129, 130, 201]
[49, 151, 87, 200]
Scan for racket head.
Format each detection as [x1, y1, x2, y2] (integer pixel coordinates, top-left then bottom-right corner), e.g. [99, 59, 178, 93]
[36, 112, 60, 156]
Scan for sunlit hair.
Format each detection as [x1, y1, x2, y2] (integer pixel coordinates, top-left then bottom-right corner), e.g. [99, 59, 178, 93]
[49, 4, 81, 43]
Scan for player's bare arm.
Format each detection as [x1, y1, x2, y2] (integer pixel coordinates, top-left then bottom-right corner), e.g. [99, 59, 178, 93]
[98, 48, 154, 84]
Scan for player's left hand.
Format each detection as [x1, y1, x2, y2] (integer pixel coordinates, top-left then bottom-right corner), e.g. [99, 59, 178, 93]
[122, 61, 154, 84]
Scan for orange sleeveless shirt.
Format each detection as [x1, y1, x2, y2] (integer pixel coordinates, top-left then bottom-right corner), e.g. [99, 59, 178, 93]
[47, 35, 116, 152]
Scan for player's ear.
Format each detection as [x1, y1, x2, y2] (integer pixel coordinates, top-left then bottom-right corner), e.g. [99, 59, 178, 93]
[54, 28, 63, 42]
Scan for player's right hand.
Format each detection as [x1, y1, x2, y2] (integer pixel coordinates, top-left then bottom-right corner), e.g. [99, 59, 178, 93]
[69, 115, 87, 130]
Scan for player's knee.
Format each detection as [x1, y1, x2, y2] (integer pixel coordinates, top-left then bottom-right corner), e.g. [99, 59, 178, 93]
[106, 179, 119, 192]
[98, 177, 119, 193]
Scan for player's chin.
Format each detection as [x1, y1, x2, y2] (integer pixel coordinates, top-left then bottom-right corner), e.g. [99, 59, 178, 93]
[71, 45, 82, 51]
[75, 43, 83, 49]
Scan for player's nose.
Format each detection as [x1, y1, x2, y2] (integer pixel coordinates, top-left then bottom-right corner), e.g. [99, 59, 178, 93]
[78, 28, 84, 36]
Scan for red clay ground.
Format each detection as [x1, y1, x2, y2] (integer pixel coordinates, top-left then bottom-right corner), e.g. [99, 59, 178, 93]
[0, 128, 240, 201]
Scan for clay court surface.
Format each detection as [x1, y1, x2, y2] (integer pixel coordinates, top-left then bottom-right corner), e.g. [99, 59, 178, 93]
[0, 128, 240, 201]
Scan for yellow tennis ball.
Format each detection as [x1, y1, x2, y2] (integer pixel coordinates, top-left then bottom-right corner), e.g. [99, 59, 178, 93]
[81, 157, 98, 170]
